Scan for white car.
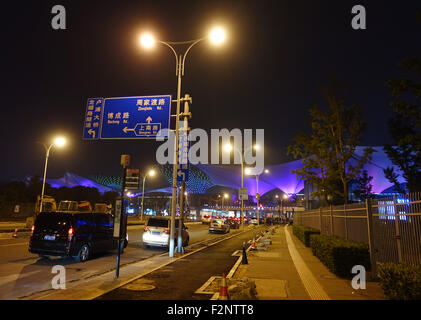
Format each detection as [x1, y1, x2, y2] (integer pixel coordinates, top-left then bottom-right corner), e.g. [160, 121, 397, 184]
[250, 218, 258, 225]
[142, 216, 189, 248]
[201, 215, 212, 224]
[209, 219, 230, 234]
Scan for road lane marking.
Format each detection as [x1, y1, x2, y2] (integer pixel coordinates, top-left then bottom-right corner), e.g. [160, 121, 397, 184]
[284, 225, 330, 300]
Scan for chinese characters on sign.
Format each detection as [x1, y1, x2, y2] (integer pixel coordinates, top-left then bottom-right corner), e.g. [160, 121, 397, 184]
[82, 98, 103, 140]
[82, 95, 171, 140]
[101, 95, 171, 139]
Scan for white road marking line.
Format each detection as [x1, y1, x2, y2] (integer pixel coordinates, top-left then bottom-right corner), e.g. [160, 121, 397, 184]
[284, 225, 330, 300]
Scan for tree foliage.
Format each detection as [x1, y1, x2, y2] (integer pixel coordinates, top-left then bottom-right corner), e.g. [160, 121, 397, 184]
[288, 80, 373, 205]
[353, 170, 374, 200]
[384, 57, 421, 193]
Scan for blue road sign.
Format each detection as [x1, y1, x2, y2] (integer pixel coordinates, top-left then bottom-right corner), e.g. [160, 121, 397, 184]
[177, 130, 189, 182]
[82, 98, 104, 140]
[100, 95, 171, 139]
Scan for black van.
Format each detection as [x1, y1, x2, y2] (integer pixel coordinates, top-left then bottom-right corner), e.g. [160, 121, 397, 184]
[29, 211, 126, 262]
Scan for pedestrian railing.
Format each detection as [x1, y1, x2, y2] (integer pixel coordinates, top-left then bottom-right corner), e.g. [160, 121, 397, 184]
[294, 193, 421, 273]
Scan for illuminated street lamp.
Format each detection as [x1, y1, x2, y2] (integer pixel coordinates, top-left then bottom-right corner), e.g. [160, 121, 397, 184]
[140, 169, 156, 222]
[39, 136, 66, 213]
[245, 167, 269, 225]
[140, 27, 226, 258]
[224, 143, 259, 229]
[275, 194, 289, 219]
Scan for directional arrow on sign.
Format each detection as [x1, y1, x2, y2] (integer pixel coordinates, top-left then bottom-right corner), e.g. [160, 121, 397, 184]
[123, 127, 135, 133]
[146, 116, 152, 124]
[88, 129, 96, 139]
[177, 171, 185, 179]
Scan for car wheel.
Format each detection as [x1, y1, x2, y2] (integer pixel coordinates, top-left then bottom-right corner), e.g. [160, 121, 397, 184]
[143, 244, 150, 249]
[73, 244, 90, 263]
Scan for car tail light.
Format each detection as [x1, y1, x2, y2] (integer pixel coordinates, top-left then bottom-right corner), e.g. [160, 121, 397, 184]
[144, 227, 150, 232]
[164, 229, 170, 234]
[68, 227, 74, 242]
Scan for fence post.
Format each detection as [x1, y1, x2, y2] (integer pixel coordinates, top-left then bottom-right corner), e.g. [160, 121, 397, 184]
[329, 205, 334, 236]
[319, 207, 322, 232]
[393, 195, 403, 263]
[366, 198, 377, 279]
[344, 204, 348, 240]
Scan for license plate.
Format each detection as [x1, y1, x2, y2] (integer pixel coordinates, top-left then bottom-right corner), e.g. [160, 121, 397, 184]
[44, 235, 56, 241]
[152, 231, 161, 236]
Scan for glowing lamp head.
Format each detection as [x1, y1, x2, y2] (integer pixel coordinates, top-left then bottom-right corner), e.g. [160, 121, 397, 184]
[209, 27, 226, 45]
[224, 193, 229, 199]
[148, 169, 156, 177]
[224, 144, 233, 152]
[283, 194, 288, 199]
[140, 33, 155, 48]
[54, 137, 66, 148]
[244, 168, 251, 175]
[264, 169, 269, 174]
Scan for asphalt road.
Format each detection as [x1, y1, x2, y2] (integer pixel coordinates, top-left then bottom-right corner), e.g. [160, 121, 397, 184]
[0, 222, 232, 299]
[97, 225, 267, 300]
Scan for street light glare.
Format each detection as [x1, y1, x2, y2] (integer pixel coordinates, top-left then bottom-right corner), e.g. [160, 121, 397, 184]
[209, 27, 226, 45]
[224, 193, 229, 199]
[224, 143, 233, 152]
[254, 144, 260, 150]
[148, 169, 156, 176]
[140, 33, 155, 48]
[244, 168, 251, 175]
[54, 137, 66, 148]
[283, 194, 288, 199]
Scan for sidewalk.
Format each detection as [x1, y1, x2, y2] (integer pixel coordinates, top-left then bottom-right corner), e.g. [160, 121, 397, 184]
[231, 225, 385, 300]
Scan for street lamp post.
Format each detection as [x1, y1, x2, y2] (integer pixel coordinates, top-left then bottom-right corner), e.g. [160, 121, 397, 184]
[39, 137, 66, 213]
[225, 144, 260, 230]
[245, 168, 269, 226]
[140, 28, 226, 258]
[276, 194, 288, 220]
[140, 169, 155, 222]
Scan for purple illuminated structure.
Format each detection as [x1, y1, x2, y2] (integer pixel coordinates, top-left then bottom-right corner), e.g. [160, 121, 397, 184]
[42, 147, 405, 197]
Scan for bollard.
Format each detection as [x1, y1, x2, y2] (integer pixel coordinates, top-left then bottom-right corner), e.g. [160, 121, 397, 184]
[241, 241, 248, 264]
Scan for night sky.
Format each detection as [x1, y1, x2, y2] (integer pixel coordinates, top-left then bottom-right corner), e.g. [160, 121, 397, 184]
[1, 0, 420, 182]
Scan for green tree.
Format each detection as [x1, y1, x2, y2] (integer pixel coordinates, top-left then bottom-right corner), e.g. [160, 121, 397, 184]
[353, 170, 374, 200]
[288, 81, 373, 204]
[384, 57, 421, 193]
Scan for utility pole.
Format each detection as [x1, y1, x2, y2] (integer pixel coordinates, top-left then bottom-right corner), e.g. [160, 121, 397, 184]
[116, 154, 129, 279]
[176, 95, 191, 253]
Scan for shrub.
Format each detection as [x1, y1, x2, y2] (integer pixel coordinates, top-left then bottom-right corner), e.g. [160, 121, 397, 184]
[378, 263, 421, 300]
[309, 234, 370, 278]
[292, 224, 320, 247]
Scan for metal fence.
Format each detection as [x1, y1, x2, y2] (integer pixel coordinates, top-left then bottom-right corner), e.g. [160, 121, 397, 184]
[294, 193, 421, 272]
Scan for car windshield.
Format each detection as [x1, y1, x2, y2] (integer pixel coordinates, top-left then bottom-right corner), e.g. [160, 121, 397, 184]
[147, 218, 169, 228]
